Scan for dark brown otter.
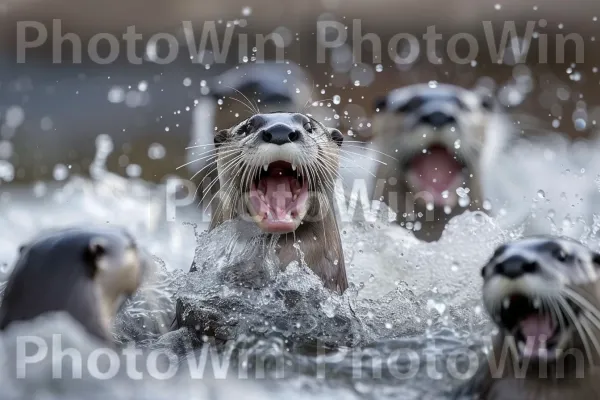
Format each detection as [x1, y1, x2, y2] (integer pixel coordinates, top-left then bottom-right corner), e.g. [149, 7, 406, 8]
[371, 84, 505, 242]
[193, 112, 348, 293]
[456, 236, 600, 399]
[0, 226, 150, 343]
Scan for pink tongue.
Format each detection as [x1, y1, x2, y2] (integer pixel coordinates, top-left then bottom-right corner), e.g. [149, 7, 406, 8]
[249, 176, 301, 221]
[519, 314, 555, 355]
[409, 147, 463, 193]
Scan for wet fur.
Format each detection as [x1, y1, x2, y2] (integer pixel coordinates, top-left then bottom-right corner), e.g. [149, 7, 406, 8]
[455, 237, 600, 399]
[0, 227, 146, 343]
[371, 84, 501, 241]
[200, 112, 348, 294]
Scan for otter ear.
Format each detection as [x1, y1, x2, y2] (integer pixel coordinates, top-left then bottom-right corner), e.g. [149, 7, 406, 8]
[86, 237, 108, 268]
[373, 96, 387, 112]
[214, 129, 229, 148]
[329, 128, 343, 147]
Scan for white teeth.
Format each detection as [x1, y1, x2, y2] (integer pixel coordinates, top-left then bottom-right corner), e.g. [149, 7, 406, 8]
[503, 298, 511, 309]
[292, 164, 297, 171]
[533, 298, 541, 309]
[263, 165, 269, 172]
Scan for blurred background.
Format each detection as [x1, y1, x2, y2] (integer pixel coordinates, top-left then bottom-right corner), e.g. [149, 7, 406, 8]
[0, 0, 598, 184]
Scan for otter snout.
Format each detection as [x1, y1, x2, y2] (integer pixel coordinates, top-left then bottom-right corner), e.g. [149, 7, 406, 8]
[418, 110, 457, 128]
[492, 255, 540, 279]
[260, 123, 302, 145]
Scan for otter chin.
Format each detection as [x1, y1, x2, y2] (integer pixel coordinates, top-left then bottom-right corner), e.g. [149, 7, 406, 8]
[246, 160, 309, 233]
[456, 236, 600, 399]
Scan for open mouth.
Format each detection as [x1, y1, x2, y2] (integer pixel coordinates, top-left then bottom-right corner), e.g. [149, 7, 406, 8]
[405, 144, 466, 207]
[495, 294, 579, 360]
[247, 161, 309, 233]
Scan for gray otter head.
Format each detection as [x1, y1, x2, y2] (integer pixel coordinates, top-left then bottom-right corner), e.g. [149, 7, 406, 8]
[372, 83, 500, 241]
[212, 112, 344, 234]
[0, 226, 151, 343]
[208, 112, 348, 293]
[461, 236, 600, 399]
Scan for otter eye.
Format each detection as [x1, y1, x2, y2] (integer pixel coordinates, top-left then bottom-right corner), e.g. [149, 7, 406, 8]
[481, 96, 494, 111]
[303, 122, 314, 133]
[237, 124, 250, 136]
[553, 248, 569, 262]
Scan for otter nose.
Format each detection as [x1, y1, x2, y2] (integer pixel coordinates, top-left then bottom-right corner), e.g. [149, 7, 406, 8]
[494, 256, 539, 279]
[261, 124, 301, 145]
[419, 111, 456, 128]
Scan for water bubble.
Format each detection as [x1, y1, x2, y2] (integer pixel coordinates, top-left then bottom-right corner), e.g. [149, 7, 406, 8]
[454, 139, 461, 149]
[451, 262, 459, 272]
[441, 190, 449, 199]
[183, 78, 192, 87]
[426, 202, 434, 211]
[456, 187, 467, 197]
[375, 64, 383, 72]
[138, 81, 148, 92]
[242, 6, 252, 16]
[570, 72, 582, 81]
[444, 205, 452, 214]
[537, 190, 546, 199]
[5, 106, 25, 128]
[333, 95, 341, 105]
[53, 164, 69, 181]
[428, 80, 438, 88]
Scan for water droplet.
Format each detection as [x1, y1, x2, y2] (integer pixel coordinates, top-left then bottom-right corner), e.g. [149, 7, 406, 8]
[53, 164, 69, 181]
[574, 118, 587, 131]
[454, 139, 461, 149]
[107, 87, 125, 103]
[183, 78, 192, 87]
[537, 190, 546, 199]
[428, 80, 438, 88]
[138, 81, 148, 92]
[333, 95, 341, 105]
[494, 4, 501, 10]
[5, 106, 25, 128]
[148, 143, 166, 160]
[483, 199, 492, 211]
[242, 6, 252, 16]
[375, 64, 383, 72]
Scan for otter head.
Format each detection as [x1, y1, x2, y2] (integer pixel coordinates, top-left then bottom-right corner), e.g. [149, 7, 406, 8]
[482, 236, 600, 362]
[213, 112, 343, 234]
[0, 226, 151, 342]
[373, 84, 498, 229]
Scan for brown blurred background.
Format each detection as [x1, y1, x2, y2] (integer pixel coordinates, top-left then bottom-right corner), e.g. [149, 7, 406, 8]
[0, 0, 599, 184]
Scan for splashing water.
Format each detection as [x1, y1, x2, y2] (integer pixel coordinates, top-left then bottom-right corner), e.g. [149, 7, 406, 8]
[1, 133, 600, 399]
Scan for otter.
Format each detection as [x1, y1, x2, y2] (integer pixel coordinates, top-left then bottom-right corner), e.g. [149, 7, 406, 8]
[371, 83, 505, 241]
[187, 112, 348, 293]
[456, 236, 600, 399]
[0, 226, 150, 343]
